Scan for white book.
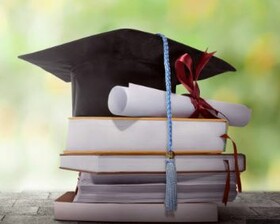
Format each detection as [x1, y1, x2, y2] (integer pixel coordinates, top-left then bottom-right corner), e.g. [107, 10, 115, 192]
[74, 191, 237, 203]
[77, 173, 237, 194]
[54, 192, 218, 222]
[77, 183, 235, 193]
[85, 171, 236, 184]
[74, 172, 238, 203]
[60, 154, 246, 173]
[65, 117, 228, 154]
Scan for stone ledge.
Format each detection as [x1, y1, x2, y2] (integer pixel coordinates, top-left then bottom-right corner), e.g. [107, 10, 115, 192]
[0, 192, 279, 224]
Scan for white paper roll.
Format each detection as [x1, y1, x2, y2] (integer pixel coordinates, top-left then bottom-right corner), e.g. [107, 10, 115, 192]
[108, 83, 251, 127]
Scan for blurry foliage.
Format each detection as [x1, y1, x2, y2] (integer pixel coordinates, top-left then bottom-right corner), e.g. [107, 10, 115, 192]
[0, 0, 279, 191]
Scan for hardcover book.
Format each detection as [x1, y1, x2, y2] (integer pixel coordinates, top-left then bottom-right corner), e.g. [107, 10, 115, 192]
[74, 172, 238, 203]
[65, 117, 228, 154]
[60, 153, 246, 173]
[54, 192, 218, 222]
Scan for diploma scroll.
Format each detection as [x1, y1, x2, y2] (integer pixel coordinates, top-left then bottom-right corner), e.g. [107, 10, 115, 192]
[108, 84, 251, 127]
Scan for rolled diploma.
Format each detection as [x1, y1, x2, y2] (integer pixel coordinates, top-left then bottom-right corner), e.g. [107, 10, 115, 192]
[108, 83, 251, 127]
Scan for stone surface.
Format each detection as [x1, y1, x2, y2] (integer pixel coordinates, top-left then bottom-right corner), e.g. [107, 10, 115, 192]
[251, 207, 280, 218]
[0, 192, 279, 223]
[227, 192, 280, 207]
[0, 192, 49, 200]
[218, 206, 258, 221]
[245, 219, 280, 224]
[217, 218, 246, 224]
[264, 192, 280, 205]
[1, 215, 78, 224]
[18, 192, 50, 200]
[0, 200, 16, 208]
[0, 206, 38, 215]
[13, 199, 53, 207]
[38, 207, 54, 216]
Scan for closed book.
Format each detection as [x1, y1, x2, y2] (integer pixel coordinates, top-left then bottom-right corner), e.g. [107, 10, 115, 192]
[60, 153, 246, 173]
[74, 191, 237, 203]
[54, 192, 218, 222]
[74, 172, 238, 203]
[88, 171, 236, 184]
[65, 117, 228, 154]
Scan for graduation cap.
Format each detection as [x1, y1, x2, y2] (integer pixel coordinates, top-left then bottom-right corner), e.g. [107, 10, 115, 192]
[18, 28, 236, 116]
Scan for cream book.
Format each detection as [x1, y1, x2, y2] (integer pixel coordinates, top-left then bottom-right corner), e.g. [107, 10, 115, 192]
[65, 117, 228, 154]
[54, 192, 218, 222]
[60, 153, 246, 173]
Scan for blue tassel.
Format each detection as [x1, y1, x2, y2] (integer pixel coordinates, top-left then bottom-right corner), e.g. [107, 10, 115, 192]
[157, 33, 178, 214]
[165, 158, 177, 214]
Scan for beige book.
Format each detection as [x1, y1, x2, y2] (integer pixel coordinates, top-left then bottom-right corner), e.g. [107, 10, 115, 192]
[64, 117, 228, 154]
[60, 153, 246, 173]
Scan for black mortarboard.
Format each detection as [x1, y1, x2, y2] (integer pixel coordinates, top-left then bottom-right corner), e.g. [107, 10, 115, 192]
[18, 28, 236, 116]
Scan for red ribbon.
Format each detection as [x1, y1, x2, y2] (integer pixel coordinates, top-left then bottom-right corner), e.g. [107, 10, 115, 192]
[175, 51, 220, 118]
[221, 134, 242, 193]
[175, 52, 242, 204]
[222, 160, 231, 206]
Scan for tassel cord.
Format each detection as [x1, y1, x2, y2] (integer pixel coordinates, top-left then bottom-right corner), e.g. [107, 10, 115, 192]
[157, 33, 177, 213]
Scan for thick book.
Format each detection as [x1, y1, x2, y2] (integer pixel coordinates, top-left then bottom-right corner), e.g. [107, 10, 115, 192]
[74, 172, 237, 203]
[65, 117, 228, 154]
[74, 191, 237, 203]
[54, 192, 218, 222]
[60, 153, 246, 173]
[87, 171, 236, 184]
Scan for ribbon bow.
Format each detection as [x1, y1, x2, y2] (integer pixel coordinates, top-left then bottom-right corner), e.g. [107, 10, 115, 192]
[175, 52, 242, 204]
[175, 51, 220, 118]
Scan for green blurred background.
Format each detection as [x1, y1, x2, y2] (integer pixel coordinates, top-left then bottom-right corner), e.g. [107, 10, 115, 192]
[0, 0, 279, 191]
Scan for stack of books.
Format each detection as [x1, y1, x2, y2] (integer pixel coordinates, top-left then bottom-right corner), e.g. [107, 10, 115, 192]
[18, 29, 251, 223]
[55, 116, 246, 222]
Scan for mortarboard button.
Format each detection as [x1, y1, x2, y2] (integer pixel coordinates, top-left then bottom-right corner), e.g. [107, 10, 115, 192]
[18, 28, 236, 116]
